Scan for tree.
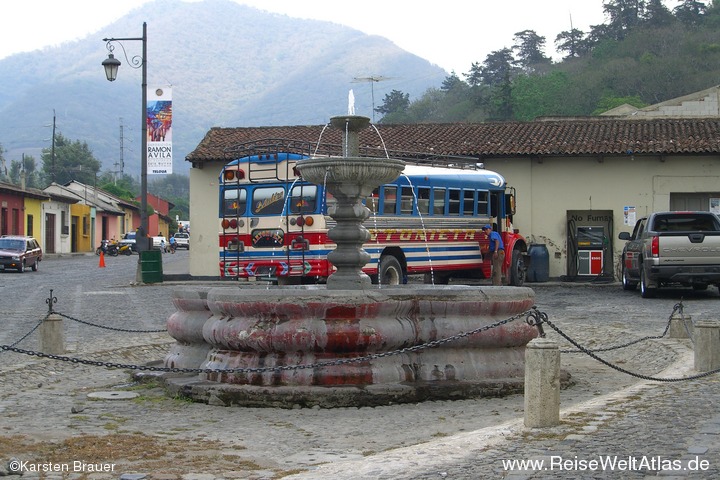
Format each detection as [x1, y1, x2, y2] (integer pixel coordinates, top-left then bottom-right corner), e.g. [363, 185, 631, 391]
[464, 62, 483, 88]
[479, 48, 517, 87]
[642, 0, 675, 26]
[673, 0, 707, 25]
[603, 0, 645, 39]
[513, 30, 552, 73]
[555, 28, 591, 59]
[440, 72, 465, 92]
[511, 71, 573, 120]
[41, 133, 101, 186]
[375, 89, 410, 122]
[0, 143, 7, 182]
[8, 155, 40, 188]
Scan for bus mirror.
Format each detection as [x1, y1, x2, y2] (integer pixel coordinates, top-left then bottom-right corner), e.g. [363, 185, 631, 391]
[506, 193, 516, 215]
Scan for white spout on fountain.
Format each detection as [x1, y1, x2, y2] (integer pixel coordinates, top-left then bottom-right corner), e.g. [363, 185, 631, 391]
[348, 89, 356, 115]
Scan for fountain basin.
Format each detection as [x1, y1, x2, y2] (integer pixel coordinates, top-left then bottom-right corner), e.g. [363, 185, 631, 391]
[162, 284, 540, 408]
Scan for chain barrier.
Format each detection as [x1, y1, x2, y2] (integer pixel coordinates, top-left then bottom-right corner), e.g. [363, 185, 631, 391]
[0, 315, 46, 355]
[559, 300, 685, 354]
[538, 302, 720, 383]
[2, 293, 715, 383]
[55, 312, 167, 334]
[0, 309, 531, 374]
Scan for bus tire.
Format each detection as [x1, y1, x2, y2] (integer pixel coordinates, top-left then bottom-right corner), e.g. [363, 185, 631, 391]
[379, 256, 403, 285]
[509, 248, 526, 287]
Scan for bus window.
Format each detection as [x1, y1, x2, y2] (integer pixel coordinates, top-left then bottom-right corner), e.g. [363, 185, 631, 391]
[400, 186, 414, 215]
[463, 190, 475, 216]
[477, 191, 489, 216]
[223, 188, 247, 217]
[290, 185, 317, 214]
[382, 186, 397, 214]
[433, 188, 446, 215]
[252, 186, 286, 215]
[417, 187, 431, 215]
[448, 189, 461, 216]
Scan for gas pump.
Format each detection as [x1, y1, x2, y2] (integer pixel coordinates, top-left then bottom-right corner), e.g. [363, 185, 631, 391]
[566, 210, 614, 280]
[576, 226, 605, 276]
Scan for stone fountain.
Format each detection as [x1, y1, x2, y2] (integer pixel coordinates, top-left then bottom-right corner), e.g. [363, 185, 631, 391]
[162, 115, 538, 408]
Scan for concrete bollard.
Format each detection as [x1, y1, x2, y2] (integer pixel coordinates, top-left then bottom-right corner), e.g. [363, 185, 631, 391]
[669, 314, 693, 339]
[39, 313, 65, 355]
[694, 320, 720, 372]
[524, 337, 560, 428]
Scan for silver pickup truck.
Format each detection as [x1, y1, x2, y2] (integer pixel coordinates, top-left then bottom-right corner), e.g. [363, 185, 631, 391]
[619, 211, 720, 297]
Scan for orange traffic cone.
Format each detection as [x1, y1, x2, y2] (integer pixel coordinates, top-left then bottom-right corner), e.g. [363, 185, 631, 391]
[99, 251, 106, 268]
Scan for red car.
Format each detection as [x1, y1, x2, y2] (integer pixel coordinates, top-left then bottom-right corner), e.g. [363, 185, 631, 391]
[0, 235, 43, 272]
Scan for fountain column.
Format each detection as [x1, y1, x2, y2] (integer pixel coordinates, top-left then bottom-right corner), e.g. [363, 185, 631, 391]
[297, 115, 404, 289]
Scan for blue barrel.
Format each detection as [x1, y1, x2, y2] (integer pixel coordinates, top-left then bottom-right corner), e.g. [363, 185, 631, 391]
[527, 244, 550, 282]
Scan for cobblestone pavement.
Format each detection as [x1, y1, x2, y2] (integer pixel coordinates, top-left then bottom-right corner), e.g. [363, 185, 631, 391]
[1, 252, 719, 479]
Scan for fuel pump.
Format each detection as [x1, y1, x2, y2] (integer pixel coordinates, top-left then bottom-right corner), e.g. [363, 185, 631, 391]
[566, 210, 614, 280]
[575, 226, 605, 276]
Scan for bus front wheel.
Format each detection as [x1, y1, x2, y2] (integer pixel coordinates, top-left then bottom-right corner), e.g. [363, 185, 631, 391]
[379, 256, 403, 285]
[509, 248, 526, 287]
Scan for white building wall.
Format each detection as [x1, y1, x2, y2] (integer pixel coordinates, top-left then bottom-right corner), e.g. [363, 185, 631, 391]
[486, 154, 720, 279]
[189, 164, 223, 277]
[41, 200, 73, 254]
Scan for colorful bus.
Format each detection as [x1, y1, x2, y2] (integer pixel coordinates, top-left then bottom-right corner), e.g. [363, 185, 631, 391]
[219, 149, 529, 286]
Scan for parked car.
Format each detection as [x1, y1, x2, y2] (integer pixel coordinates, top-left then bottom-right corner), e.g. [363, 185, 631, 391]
[173, 232, 190, 249]
[152, 236, 169, 252]
[0, 235, 43, 272]
[618, 211, 720, 297]
[119, 231, 137, 253]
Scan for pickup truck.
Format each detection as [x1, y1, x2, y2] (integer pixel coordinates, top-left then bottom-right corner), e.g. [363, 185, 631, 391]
[618, 211, 720, 297]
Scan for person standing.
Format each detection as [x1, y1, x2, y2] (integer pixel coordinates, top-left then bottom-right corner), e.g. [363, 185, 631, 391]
[482, 224, 505, 286]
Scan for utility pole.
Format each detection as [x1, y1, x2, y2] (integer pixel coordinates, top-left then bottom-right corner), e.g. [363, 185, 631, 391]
[352, 76, 391, 122]
[50, 109, 56, 184]
[114, 118, 125, 185]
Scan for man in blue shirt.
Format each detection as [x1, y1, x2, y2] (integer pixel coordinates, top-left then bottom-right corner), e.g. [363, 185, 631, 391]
[482, 224, 505, 285]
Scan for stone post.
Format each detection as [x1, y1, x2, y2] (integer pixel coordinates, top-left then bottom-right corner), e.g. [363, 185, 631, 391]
[39, 313, 65, 355]
[694, 320, 720, 372]
[524, 337, 560, 428]
[669, 314, 693, 339]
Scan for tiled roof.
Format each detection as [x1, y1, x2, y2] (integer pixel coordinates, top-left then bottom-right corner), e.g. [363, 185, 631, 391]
[186, 118, 720, 164]
[0, 181, 50, 200]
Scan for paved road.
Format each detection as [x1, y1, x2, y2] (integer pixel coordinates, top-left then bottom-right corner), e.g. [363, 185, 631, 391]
[1, 253, 719, 478]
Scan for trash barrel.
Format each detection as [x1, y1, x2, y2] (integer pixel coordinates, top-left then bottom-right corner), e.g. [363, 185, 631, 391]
[140, 250, 163, 284]
[527, 244, 550, 282]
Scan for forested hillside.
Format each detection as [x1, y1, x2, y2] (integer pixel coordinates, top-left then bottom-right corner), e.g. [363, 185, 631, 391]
[377, 0, 720, 123]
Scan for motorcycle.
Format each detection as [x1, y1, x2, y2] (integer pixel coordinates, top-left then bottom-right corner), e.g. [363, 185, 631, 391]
[118, 243, 133, 255]
[95, 239, 119, 257]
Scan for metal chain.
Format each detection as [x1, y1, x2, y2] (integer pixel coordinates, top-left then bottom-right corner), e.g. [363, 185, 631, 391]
[56, 312, 167, 333]
[560, 301, 683, 354]
[0, 315, 46, 354]
[4, 302, 713, 384]
[0, 309, 531, 374]
[540, 309, 720, 382]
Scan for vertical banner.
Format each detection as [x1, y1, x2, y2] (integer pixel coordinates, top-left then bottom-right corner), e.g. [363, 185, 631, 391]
[147, 86, 173, 174]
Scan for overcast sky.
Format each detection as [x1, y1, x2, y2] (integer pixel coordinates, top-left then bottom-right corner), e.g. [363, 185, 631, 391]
[0, 0, 614, 74]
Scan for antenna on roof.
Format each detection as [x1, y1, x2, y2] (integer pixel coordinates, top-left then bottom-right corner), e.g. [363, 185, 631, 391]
[352, 75, 391, 122]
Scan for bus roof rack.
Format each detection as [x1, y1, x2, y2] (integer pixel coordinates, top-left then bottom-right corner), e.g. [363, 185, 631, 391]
[223, 139, 484, 170]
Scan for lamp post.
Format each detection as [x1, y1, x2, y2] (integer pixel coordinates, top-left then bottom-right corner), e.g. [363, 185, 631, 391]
[102, 22, 149, 252]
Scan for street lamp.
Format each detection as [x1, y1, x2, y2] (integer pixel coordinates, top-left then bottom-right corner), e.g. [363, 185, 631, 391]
[102, 22, 149, 252]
